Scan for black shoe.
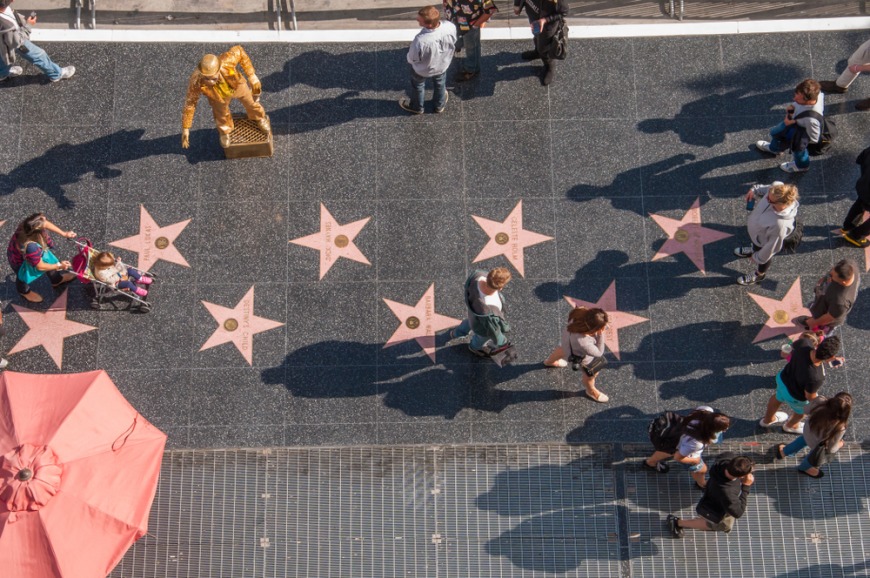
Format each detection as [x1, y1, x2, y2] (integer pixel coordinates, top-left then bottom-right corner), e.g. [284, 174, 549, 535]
[521, 50, 540, 61]
[856, 98, 870, 112]
[667, 515, 684, 539]
[843, 231, 870, 248]
[819, 80, 847, 94]
[542, 62, 555, 86]
[642, 461, 670, 473]
[455, 70, 478, 82]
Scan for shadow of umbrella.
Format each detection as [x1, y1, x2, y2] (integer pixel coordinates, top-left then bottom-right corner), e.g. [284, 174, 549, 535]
[0, 370, 166, 578]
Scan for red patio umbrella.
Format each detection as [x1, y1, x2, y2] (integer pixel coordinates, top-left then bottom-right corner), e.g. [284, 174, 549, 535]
[0, 370, 167, 578]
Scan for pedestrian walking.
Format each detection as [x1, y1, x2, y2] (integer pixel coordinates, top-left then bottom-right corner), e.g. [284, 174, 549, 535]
[667, 454, 754, 538]
[775, 392, 851, 479]
[0, 0, 75, 82]
[643, 406, 730, 489]
[513, 0, 568, 86]
[451, 267, 511, 356]
[400, 5, 457, 115]
[6, 213, 76, 304]
[734, 182, 799, 286]
[754, 79, 824, 173]
[759, 335, 842, 434]
[543, 307, 610, 402]
[443, 0, 498, 82]
[795, 260, 859, 336]
[840, 145, 870, 248]
[819, 38, 870, 110]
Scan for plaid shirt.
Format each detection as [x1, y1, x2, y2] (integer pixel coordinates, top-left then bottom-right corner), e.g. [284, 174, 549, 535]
[443, 0, 498, 33]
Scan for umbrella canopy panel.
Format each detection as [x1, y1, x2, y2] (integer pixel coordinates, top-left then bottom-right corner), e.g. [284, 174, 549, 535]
[0, 370, 167, 578]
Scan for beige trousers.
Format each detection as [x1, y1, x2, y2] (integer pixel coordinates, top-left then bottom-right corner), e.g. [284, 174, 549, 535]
[836, 38, 870, 88]
[209, 81, 266, 135]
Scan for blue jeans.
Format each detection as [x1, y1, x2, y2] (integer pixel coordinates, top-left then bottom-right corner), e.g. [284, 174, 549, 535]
[782, 435, 813, 471]
[767, 122, 810, 169]
[457, 27, 481, 74]
[0, 40, 63, 80]
[410, 69, 447, 113]
[454, 318, 507, 352]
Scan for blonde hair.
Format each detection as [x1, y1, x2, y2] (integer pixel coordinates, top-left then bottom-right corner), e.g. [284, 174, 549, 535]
[90, 251, 116, 273]
[486, 267, 512, 291]
[418, 5, 441, 27]
[769, 183, 799, 206]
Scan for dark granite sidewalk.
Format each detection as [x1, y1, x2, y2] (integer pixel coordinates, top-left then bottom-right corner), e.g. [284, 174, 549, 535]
[2, 30, 870, 576]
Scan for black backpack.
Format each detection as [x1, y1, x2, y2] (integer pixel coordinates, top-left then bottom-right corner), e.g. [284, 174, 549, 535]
[794, 110, 836, 156]
[648, 411, 686, 454]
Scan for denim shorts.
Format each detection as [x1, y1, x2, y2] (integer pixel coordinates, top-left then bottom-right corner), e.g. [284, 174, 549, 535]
[775, 371, 810, 415]
[687, 458, 705, 473]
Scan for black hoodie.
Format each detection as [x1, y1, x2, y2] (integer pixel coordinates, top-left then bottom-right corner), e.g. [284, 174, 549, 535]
[696, 455, 750, 523]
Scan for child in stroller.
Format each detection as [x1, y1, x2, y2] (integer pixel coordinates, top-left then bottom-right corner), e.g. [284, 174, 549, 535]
[90, 251, 153, 297]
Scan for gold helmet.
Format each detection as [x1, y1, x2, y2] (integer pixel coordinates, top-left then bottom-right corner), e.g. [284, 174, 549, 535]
[198, 54, 220, 77]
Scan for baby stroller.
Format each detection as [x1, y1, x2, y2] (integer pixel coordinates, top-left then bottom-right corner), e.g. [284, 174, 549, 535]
[71, 238, 156, 312]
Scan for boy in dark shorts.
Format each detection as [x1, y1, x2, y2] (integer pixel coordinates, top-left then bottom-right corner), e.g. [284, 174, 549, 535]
[667, 454, 754, 538]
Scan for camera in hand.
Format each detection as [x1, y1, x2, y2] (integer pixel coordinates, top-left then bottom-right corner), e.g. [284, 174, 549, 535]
[568, 354, 582, 371]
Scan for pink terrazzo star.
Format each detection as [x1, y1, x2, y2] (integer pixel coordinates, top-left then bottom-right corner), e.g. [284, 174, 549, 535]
[650, 198, 732, 274]
[9, 289, 97, 368]
[747, 277, 810, 344]
[383, 283, 461, 363]
[109, 205, 191, 272]
[564, 280, 648, 361]
[472, 200, 553, 278]
[200, 286, 284, 365]
[290, 203, 371, 280]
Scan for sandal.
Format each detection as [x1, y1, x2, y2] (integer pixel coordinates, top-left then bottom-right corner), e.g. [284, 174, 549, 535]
[775, 444, 786, 460]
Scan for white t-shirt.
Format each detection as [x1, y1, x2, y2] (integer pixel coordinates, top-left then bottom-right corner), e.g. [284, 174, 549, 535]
[476, 277, 502, 311]
[677, 427, 705, 459]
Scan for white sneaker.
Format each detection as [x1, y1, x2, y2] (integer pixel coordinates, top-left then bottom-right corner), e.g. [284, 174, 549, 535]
[0, 65, 22, 81]
[782, 421, 805, 435]
[755, 141, 781, 155]
[0, 358, 9, 370]
[51, 66, 76, 82]
[780, 161, 808, 173]
[759, 411, 789, 427]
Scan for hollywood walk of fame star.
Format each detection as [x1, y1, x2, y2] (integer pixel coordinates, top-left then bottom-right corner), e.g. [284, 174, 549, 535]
[471, 200, 553, 278]
[109, 205, 191, 272]
[290, 204, 371, 280]
[200, 286, 284, 365]
[9, 290, 97, 368]
[564, 280, 648, 360]
[650, 198, 732, 274]
[747, 277, 810, 344]
[383, 284, 461, 363]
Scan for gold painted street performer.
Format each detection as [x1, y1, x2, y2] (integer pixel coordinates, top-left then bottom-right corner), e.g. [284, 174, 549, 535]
[181, 45, 269, 149]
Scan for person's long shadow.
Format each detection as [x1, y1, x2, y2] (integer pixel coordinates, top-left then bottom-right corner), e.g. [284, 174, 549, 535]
[261, 339, 574, 419]
[476, 445, 660, 572]
[0, 127, 215, 209]
[637, 62, 803, 147]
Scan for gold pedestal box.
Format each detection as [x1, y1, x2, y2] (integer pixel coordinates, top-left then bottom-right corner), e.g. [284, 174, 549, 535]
[223, 114, 273, 159]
